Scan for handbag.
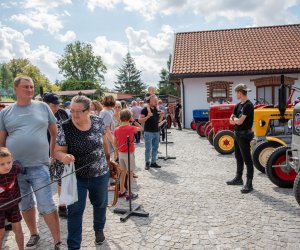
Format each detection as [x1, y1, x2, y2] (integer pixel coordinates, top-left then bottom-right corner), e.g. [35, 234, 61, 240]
[108, 161, 122, 207]
[60, 162, 78, 206]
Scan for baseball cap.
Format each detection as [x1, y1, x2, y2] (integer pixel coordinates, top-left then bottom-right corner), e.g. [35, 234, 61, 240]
[64, 101, 71, 107]
[234, 83, 251, 92]
[43, 93, 60, 104]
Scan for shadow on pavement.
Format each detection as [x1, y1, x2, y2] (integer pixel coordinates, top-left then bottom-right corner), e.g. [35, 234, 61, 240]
[252, 190, 300, 216]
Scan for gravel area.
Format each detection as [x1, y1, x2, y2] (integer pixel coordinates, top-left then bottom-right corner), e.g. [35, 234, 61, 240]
[3, 128, 300, 249]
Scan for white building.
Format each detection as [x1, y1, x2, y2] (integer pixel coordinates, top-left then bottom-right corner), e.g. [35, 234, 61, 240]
[170, 24, 300, 128]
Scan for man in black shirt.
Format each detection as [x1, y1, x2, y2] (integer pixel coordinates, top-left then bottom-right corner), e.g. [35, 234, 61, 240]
[226, 84, 254, 193]
[175, 103, 182, 130]
[139, 96, 163, 170]
[43, 93, 69, 218]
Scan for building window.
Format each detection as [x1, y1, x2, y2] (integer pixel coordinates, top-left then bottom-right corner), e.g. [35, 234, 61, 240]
[251, 76, 297, 105]
[206, 81, 233, 103]
[212, 89, 227, 98]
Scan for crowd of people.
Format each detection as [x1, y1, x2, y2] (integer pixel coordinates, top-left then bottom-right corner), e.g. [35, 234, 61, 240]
[0, 76, 182, 250]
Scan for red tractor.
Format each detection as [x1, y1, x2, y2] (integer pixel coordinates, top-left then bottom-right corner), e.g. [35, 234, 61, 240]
[204, 104, 235, 154]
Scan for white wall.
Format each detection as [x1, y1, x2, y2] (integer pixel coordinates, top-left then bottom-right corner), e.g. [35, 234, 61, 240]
[183, 73, 300, 128]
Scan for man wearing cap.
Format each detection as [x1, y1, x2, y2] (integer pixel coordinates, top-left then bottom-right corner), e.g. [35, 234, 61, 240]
[64, 101, 71, 116]
[227, 83, 254, 194]
[43, 93, 69, 218]
[0, 76, 62, 249]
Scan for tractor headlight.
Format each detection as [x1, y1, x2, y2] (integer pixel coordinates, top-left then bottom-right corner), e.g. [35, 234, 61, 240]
[288, 119, 293, 129]
[259, 120, 266, 127]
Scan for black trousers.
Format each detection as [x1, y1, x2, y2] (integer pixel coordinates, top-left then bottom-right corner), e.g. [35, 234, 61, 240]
[234, 132, 254, 180]
[175, 116, 182, 129]
[160, 123, 166, 141]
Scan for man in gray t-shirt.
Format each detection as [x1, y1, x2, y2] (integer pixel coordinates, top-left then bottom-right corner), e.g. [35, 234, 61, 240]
[0, 76, 62, 249]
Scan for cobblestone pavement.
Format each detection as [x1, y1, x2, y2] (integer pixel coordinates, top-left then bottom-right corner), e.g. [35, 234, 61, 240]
[3, 129, 300, 249]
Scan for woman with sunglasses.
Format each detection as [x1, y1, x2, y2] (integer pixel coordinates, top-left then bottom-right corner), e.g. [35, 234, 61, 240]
[54, 95, 111, 249]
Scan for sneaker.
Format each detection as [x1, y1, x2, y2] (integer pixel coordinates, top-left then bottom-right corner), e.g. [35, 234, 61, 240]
[145, 162, 151, 170]
[54, 241, 65, 250]
[26, 234, 40, 249]
[95, 230, 106, 245]
[126, 193, 139, 201]
[118, 191, 126, 198]
[151, 163, 161, 168]
[58, 206, 68, 219]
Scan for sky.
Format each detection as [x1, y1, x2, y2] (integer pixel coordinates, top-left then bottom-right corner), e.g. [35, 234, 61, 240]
[1, 0, 300, 90]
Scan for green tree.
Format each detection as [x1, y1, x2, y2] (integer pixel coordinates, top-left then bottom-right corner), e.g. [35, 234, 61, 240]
[158, 55, 179, 96]
[114, 52, 146, 95]
[57, 41, 107, 89]
[0, 63, 14, 89]
[7, 58, 30, 78]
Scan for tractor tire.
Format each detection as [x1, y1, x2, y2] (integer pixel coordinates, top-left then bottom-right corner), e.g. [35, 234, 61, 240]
[208, 129, 214, 146]
[196, 122, 206, 137]
[266, 146, 296, 188]
[191, 120, 197, 130]
[203, 122, 210, 135]
[213, 130, 235, 154]
[293, 173, 300, 206]
[205, 124, 212, 139]
[252, 141, 281, 174]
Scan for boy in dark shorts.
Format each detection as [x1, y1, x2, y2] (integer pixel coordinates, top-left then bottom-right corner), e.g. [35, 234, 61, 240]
[0, 147, 24, 250]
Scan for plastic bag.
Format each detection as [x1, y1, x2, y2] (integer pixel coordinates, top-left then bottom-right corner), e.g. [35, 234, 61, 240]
[60, 162, 78, 206]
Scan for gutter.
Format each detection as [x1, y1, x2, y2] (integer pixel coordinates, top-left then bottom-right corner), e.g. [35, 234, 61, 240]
[170, 68, 300, 80]
[181, 79, 185, 129]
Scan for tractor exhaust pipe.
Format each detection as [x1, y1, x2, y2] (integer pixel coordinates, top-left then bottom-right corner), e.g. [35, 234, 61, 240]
[278, 75, 287, 121]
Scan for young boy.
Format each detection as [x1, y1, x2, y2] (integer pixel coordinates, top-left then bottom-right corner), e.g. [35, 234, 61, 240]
[0, 147, 24, 250]
[144, 86, 156, 116]
[114, 109, 143, 200]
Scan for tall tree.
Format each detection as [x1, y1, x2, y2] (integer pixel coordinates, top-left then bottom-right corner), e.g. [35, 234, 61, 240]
[57, 41, 107, 89]
[158, 54, 179, 96]
[114, 52, 146, 95]
[7, 58, 30, 78]
[0, 63, 14, 89]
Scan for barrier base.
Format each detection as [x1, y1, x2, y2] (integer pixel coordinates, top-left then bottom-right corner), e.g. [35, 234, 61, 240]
[158, 156, 176, 161]
[113, 205, 149, 222]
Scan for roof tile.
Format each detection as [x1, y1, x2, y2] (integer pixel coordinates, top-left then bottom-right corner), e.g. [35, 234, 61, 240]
[171, 24, 300, 76]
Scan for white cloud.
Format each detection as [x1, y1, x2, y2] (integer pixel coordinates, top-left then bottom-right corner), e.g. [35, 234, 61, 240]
[0, 26, 60, 82]
[23, 0, 72, 10]
[91, 25, 173, 88]
[11, 10, 64, 34]
[86, 0, 300, 24]
[55, 30, 76, 43]
[23, 29, 33, 36]
[87, 0, 121, 11]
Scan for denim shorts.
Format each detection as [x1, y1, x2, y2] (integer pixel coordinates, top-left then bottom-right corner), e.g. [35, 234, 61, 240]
[17, 165, 56, 215]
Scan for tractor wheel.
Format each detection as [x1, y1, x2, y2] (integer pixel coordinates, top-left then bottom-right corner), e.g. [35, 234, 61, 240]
[293, 173, 300, 206]
[167, 115, 172, 129]
[266, 146, 296, 188]
[208, 129, 214, 145]
[190, 120, 197, 130]
[196, 122, 206, 137]
[213, 130, 235, 154]
[252, 141, 281, 174]
[205, 124, 212, 139]
[203, 122, 210, 135]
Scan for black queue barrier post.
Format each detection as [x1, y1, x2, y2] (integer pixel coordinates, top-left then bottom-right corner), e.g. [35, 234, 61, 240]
[113, 136, 149, 222]
[159, 117, 176, 161]
[161, 114, 174, 144]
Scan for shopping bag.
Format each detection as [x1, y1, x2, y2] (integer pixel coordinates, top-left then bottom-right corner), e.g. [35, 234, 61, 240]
[59, 162, 78, 206]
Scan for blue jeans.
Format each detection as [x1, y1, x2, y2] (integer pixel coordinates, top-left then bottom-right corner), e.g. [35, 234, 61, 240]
[17, 165, 56, 215]
[144, 131, 160, 164]
[67, 172, 109, 250]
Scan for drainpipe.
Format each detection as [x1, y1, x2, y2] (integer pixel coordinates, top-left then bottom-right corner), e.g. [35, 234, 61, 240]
[180, 79, 185, 129]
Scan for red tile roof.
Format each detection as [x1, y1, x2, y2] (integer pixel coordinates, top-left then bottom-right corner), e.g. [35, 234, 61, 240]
[170, 24, 300, 79]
